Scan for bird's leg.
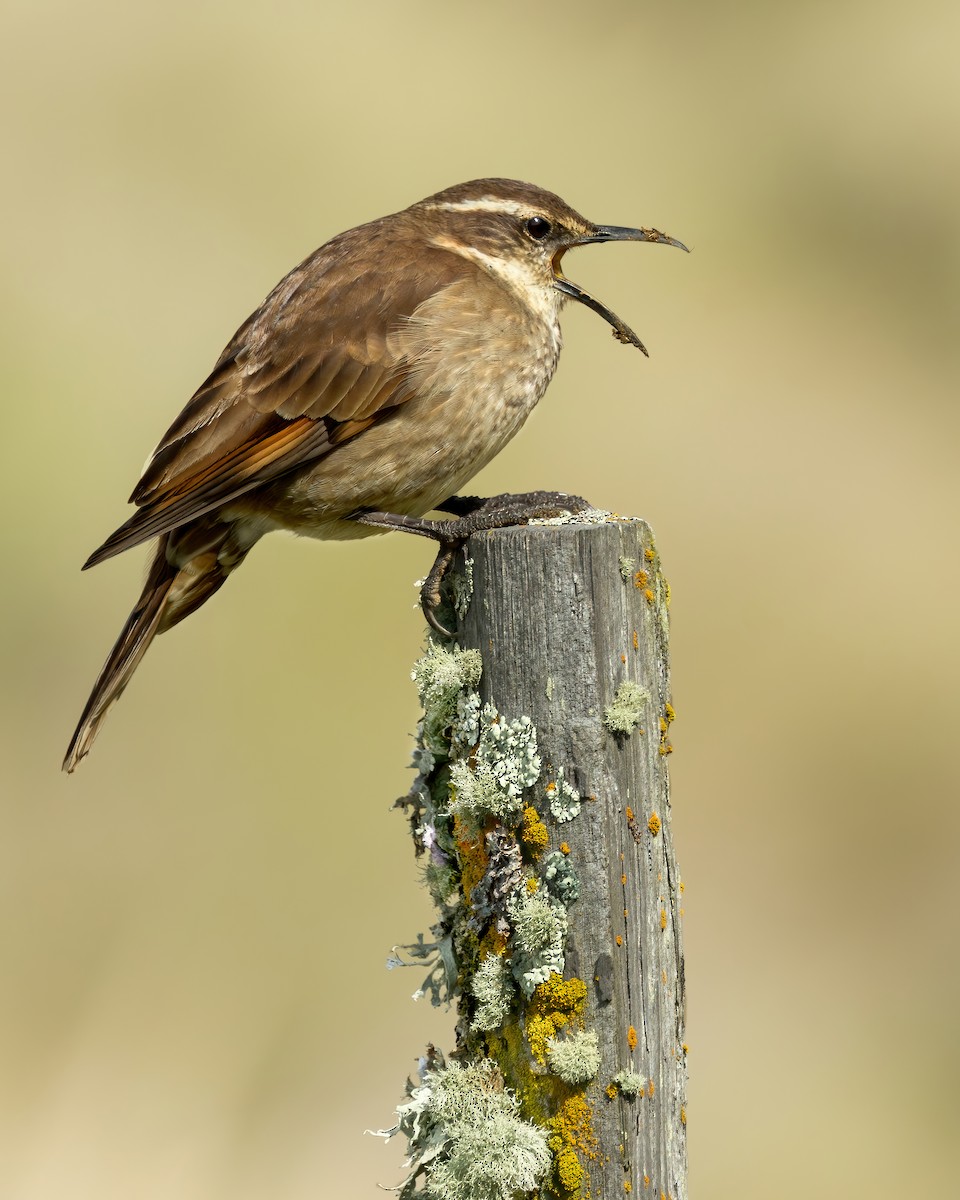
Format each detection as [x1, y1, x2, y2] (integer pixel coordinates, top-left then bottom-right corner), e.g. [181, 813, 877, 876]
[351, 491, 592, 636]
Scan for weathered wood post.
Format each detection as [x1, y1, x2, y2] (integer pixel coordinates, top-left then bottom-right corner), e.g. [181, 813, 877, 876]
[383, 516, 686, 1200]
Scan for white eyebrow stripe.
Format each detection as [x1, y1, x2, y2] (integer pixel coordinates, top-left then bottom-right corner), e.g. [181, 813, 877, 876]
[428, 234, 561, 324]
[423, 198, 532, 216]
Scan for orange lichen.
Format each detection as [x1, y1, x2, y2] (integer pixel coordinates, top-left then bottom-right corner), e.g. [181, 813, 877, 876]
[648, 1080, 655, 1097]
[680, 1105, 687, 1126]
[560, 842, 570, 855]
[660, 909, 667, 930]
[643, 588, 655, 604]
[621, 653, 627, 664]
[616, 935, 623, 946]
[453, 815, 488, 901]
[625, 806, 634, 822]
[643, 1174, 650, 1189]
[644, 547, 656, 562]
[633, 569, 649, 589]
[647, 812, 661, 836]
[627, 1025, 638, 1051]
[632, 629, 639, 651]
[621, 873, 627, 886]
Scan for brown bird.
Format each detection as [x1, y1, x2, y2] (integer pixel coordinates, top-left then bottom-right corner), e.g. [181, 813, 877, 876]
[63, 178, 687, 771]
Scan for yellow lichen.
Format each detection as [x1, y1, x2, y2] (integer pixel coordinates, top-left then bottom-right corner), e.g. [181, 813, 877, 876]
[632, 629, 639, 651]
[525, 974, 587, 1062]
[560, 842, 570, 855]
[550, 1092, 599, 1180]
[527, 877, 539, 894]
[621, 873, 627, 886]
[606, 1082, 618, 1100]
[664, 703, 676, 724]
[680, 1105, 686, 1126]
[519, 805, 549, 858]
[627, 1025, 638, 1051]
[555, 1147, 584, 1192]
[647, 812, 661, 837]
[643, 588, 655, 604]
[644, 547, 656, 562]
[625, 1183, 633, 1193]
[660, 909, 667, 930]
[633, 569, 649, 589]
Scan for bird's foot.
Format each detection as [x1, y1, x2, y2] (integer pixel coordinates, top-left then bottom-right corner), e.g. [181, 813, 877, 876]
[351, 491, 591, 637]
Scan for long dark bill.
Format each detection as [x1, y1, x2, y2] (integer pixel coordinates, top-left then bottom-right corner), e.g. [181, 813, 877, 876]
[553, 224, 689, 357]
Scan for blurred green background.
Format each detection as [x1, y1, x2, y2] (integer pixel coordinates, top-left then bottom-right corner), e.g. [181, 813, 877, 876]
[2, 0, 957, 1195]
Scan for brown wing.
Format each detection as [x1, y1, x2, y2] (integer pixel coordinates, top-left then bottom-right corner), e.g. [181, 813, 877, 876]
[85, 225, 467, 568]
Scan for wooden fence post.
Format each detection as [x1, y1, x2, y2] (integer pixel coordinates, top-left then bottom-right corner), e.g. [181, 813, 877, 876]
[384, 517, 686, 1200]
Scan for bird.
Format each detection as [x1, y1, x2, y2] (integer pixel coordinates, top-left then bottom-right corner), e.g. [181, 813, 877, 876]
[63, 178, 687, 771]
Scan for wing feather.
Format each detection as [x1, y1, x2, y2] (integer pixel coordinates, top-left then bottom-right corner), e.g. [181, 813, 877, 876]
[87, 231, 474, 567]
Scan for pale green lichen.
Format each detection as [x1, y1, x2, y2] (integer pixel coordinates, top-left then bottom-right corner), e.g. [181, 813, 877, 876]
[547, 1029, 600, 1085]
[540, 850, 581, 907]
[547, 777, 581, 823]
[619, 555, 636, 581]
[449, 705, 541, 829]
[603, 681, 649, 736]
[611, 1069, 646, 1098]
[507, 890, 567, 997]
[451, 689, 482, 754]
[382, 1059, 551, 1200]
[412, 642, 483, 757]
[470, 953, 515, 1033]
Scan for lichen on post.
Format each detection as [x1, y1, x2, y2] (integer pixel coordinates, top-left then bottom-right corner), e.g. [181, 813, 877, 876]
[379, 516, 687, 1200]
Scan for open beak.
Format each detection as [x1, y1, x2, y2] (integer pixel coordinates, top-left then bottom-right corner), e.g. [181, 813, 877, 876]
[553, 225, 689, 357]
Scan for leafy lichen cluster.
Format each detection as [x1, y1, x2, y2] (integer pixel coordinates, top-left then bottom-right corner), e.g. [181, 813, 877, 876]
[602, 680, 649, 736]
[380, 1058, 551, 1200]
[387, 639, 599, 1198]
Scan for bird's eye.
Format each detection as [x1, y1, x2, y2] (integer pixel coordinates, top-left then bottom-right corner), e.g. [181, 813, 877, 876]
[525, 216, 552, 240]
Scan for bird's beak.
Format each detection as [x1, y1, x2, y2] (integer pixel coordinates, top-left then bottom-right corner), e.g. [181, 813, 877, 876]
[552, 225, 689, 356]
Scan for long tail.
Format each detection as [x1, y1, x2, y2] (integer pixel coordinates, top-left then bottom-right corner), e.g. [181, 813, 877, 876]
[63, 526, 241, 772]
